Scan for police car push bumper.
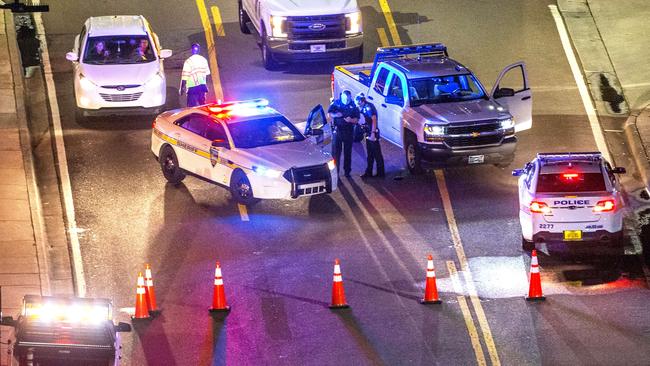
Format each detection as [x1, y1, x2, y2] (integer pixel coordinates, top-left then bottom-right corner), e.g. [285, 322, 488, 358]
[246, 163, 337, 200]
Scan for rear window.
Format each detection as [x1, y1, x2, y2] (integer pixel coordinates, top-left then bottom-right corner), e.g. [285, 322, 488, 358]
[536, 173, 606, 193]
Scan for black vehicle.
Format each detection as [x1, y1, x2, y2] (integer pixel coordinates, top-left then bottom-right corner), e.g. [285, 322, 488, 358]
[1, 295, 131, 366]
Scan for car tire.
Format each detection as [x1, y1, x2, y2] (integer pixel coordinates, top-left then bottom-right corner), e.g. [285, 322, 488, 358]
[261, 28, 279, 70]
[160, 146, 186, 184]
[522, 237, 535, 251]
[238, 0, 251, 34]
[230, 169, 259, 206]
[404, 132, 424, 175]
[74, 107, 87, 123]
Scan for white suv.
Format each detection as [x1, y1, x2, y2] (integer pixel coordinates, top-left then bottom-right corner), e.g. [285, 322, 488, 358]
[513, 152, 626, 253]
[66, 16, 172, 117]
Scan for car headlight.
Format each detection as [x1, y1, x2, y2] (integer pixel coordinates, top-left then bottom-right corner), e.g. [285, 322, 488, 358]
[345, 11, 362, 34]
[327, 160, 336, 171]
[270, 15, 287, 38]
[499, 118, 515, 130]
[424, 124, 445, 138]
[253, 165, 282, 178]
[79, 74, 96, 90]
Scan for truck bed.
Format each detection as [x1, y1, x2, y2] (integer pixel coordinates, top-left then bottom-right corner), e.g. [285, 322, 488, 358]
[335, 62, 374, 87]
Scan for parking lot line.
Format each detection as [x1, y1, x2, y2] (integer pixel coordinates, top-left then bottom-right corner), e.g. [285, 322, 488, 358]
[238, 204, 249, 221]
[210, 6, 226, 37]
[378, 0, 401, 47]
[548, 5, 611, 163]
[436, 171, 501, 366]
[377, 28, 390, 48]
[195, 0, 225, 101]
[448, 261, 487, 366]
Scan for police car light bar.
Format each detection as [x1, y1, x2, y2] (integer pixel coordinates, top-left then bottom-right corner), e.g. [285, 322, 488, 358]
[22, 295, 112, 325]
[370, 43, 448, 78]
[536, 152, 602, 162]
[205, 98, 269, 114]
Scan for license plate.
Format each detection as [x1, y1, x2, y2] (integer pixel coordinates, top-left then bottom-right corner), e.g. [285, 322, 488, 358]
[310, 44, 326, 53]
[468, 155, 485, 164]
[563, 230, 582, 241]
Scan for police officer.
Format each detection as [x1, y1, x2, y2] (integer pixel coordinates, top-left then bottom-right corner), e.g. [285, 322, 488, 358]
[356, 93, 385, 178]
[180, 43, 211, 107]
[328, 90, 360, 178]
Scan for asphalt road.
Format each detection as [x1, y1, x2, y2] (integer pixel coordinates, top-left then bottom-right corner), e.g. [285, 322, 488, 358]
[40, 0, 650, 365]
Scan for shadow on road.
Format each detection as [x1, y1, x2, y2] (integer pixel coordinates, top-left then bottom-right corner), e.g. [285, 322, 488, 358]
[334, 310, 387, 366]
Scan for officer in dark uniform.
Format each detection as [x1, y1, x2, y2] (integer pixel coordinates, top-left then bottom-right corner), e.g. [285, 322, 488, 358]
[328, 90, 360, 178]
[356, 93, 385, 178]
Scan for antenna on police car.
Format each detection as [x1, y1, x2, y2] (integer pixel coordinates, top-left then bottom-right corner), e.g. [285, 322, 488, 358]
[0, 0, 49, 13]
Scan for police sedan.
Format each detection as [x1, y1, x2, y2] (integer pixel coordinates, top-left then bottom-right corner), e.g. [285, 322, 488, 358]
[513, 152, 626, 253]
[151, 99, 337, 205]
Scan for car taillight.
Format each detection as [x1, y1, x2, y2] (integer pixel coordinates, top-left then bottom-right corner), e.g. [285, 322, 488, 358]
[330, 73, 334, 98]
[530, 201, 551, 214]
[152, 119, 156, 129]
[593, 199, 615, 212]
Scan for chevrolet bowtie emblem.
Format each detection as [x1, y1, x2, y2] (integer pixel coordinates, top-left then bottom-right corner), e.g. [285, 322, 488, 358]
[471, 132, 480, 137]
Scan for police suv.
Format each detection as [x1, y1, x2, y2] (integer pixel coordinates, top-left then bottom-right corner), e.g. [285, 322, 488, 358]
[513, 152, 626, 252]
[151, 99, 337, 205]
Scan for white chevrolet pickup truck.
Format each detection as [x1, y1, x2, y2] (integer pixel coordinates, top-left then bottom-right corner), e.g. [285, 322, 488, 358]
[238, 0, 364, 69]
[332, 43, 533, 173]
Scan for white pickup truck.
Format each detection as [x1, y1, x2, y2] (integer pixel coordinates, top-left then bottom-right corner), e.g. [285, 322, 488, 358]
[238, 0, 364, 69]
[332, 43, 533, 173]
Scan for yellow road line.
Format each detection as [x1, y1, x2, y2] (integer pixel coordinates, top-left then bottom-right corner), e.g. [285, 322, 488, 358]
[195, 0, 224, 101]
[448, 261, 487, 366]
[378, 0, 402, 45]
[238, 204, 249, 221]
[377, 27, 390, 48]
[436, 170, 501, 366]
[210, 6, 226, 37]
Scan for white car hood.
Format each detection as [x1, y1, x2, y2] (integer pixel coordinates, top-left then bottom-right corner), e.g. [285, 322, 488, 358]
[265, 0, 359, 16]
[238, 139, 331, 171]
[80, 62, 159, 86]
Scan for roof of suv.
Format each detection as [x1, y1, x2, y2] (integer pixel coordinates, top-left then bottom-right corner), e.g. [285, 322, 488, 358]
[87, 15, 148, 37]
[386, 57, 470, 79]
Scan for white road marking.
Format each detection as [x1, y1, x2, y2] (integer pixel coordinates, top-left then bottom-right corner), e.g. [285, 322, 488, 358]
[32, 3, 86, 297]
[549, 5, 612, 162]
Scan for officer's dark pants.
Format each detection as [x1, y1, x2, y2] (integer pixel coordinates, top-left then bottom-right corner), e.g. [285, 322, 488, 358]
[365, 139, 385, 176]
[333, 131, 353, 176]
[187, 85, 207, 107]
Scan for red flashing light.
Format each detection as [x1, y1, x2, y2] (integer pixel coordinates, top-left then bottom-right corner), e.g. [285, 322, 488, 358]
[331, 73, 335, 98]
[562, 173, 579, 180]
[530, 201, 551, 214]
[593, 199, 615, 213]
[152, 119, 156, 129]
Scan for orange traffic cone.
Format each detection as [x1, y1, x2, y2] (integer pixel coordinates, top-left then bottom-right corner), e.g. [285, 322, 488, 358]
[132, 272, 150, 320]
[526, 250, 545, 301]
[329, 259, 349, 309]
[421, 255, 442, 304]
[144, 264, 160, 316]
[209, 262, 231, 314]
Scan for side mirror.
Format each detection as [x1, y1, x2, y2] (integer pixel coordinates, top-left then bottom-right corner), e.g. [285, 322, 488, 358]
[309, 128, 324, 136]
[159, 49, 173, 59]
[1, 316, 16, 327]
[212, 138, 229, 149]
[612, 167, 626, 174]
[66, 52, 79, 62]
[512, 169, 524, 177]
[494, 87, 515, 98]
[115, 322, 132, 332]
[385, 95, 404, 106]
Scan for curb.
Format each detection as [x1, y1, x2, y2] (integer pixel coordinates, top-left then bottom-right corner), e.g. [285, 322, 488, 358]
[3, 11, 51, 295]
[623, 103, 650, 193]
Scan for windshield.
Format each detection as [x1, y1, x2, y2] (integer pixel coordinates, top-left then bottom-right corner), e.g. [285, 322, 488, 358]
[408, 74, 486, 106]
[83, 35, 155, 65]
[536, 173, 607, 193]
[228, 116, 305, 149]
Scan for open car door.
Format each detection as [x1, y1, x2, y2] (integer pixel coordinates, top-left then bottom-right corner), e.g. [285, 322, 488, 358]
[490, 62, 532, 132]
[304, 104, 332, 149]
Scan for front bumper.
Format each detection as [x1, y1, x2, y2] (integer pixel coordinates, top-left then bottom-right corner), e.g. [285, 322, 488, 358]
[248, 166, 338, 200]
[74, 80, 166, 115]
[266, 34, 363, 62]
[419, 136, 516, 166]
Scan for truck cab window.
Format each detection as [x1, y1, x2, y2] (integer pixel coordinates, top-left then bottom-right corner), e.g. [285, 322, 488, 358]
[373, 68, 390, 95]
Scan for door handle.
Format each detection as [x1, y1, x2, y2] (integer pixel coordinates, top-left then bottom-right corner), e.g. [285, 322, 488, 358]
[367, 96, 374, 100]
[381, 104, 387, 108]
[521, 96, 531, 101]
